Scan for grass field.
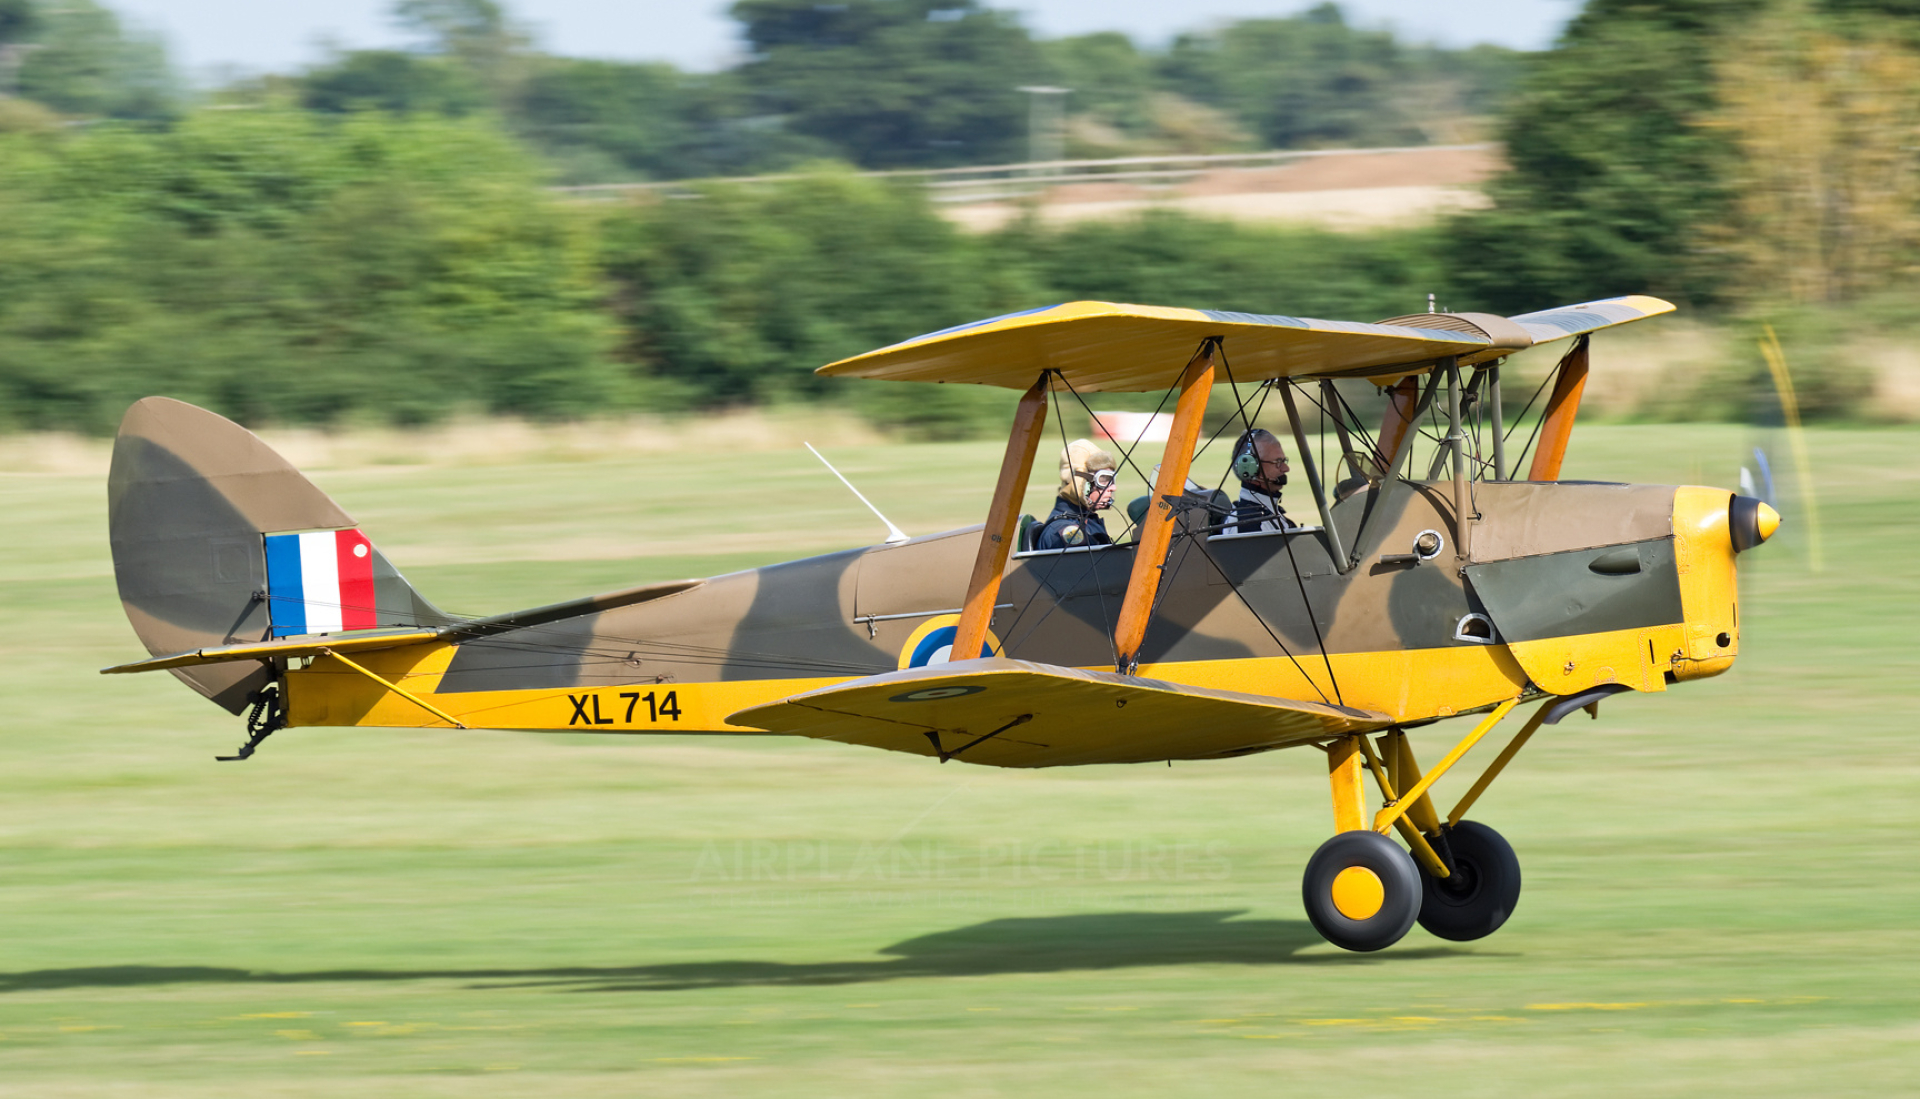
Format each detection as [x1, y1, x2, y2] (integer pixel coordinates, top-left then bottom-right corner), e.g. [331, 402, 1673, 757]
[2, 422, 1917, 1096]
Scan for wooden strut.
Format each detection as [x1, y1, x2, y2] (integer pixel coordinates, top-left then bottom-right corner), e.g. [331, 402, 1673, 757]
[1528, 334, 1591, 481]
[1111, 341, 1216, 675]
[950, 374, 1051, 663]
[318, 648, 468, 729]
[1374, 375, 1422, 478]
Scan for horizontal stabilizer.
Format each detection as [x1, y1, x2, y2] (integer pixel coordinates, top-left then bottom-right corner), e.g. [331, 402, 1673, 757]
[101, 628, 442, 674]
[727, 657, 1391, 768]
[102, 579, 705, 675]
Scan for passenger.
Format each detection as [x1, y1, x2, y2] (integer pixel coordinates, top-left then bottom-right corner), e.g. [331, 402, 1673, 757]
[1229, 429, 1298, 534]
[1035, 440, 1118, 550]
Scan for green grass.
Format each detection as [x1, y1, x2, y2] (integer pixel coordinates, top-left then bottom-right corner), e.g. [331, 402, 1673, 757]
[1, 424, 1916, 1096]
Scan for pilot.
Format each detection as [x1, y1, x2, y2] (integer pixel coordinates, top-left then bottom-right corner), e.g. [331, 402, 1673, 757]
[1229, 428, 1297, 534]
[1036, 439, 1118, 550]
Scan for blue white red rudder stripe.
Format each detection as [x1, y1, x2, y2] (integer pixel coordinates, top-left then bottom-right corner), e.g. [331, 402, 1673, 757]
[264, 529, 378, 637]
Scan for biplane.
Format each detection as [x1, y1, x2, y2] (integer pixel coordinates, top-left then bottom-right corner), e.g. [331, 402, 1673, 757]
[104, 295, 1780, 953]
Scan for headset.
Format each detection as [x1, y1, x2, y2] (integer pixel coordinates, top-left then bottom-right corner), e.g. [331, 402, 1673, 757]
[1231, 429, 1268, 482]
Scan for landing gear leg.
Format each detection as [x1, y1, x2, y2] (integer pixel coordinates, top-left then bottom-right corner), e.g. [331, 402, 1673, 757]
[1302, 736, 1421, 952]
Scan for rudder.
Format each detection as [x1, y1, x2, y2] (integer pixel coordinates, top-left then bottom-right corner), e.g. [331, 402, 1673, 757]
[108, 398, 451, 712]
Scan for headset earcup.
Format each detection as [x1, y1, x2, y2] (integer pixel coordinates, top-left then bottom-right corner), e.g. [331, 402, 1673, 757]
[1232, 441, 1260, 481]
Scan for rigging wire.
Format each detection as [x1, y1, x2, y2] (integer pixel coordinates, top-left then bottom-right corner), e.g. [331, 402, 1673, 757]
[1052, 361, 1189, 542]
[1049, 377, 1121, 668]
[1502, 343, 1574, 476]
[1278, 378, 1346, 705]
[1175, 526, 1334, 705]
[1132, 342, 1257, 670]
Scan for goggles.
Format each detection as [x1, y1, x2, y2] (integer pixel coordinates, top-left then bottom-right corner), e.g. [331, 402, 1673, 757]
[1079, 469, 1117, 491]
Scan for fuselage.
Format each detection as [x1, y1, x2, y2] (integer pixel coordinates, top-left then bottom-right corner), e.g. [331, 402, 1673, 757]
[282, 478, 1745, 765]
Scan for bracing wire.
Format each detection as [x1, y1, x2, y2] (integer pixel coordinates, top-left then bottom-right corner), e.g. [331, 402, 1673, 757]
[1048, 377, 1121, 668]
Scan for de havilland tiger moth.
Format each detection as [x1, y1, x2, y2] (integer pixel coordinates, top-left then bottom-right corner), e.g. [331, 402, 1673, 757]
[103, 296, 1780, 952]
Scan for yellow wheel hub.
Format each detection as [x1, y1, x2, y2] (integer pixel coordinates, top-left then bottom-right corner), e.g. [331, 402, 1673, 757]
[1330, 866, 1385, 920]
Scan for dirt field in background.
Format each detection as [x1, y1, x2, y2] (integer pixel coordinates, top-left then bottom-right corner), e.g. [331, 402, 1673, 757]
[945, 145, 1504, 233]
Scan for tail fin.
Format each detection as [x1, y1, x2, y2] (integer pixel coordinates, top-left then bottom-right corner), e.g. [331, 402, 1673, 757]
[108, 398, 452, 712]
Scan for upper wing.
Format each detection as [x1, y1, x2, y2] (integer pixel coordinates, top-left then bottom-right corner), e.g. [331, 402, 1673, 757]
[1507, 295, 1675, 346]
[816, 301, 1491, 392]
[815, 296, 1676, 392]
[726, 657, 1391, 768]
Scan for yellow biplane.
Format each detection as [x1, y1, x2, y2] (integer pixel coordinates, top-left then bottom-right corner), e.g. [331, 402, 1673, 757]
[104, 296, 1779, 952]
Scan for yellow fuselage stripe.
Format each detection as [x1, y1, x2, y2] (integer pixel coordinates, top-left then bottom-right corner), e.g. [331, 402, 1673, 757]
[284, 632, 1568, 736]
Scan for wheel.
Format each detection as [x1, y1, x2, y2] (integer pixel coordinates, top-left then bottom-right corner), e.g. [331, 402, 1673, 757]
[1417, 820, 1522, 942]
[1301, 830, 1422, 952]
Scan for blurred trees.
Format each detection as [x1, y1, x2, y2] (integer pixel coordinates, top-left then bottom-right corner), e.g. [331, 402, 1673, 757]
[509, 60, 830, 184]
[11, 0, 1920, 434]
[1163, 4, 1520, 150]
[730, 0, 1038, 168]
[0, 109, 621, 432]
[593, 180, 1452, 431]
[10, 0, 176, 120]
[301, 50, 486, 116]
[288, 0, 1521, 179]
[0, 0, 1525, 176]
[1715, 6, 1920, 303]
[598, 170, 998, 405]
[1448, 0, 1920, 320]
[1445, 1, 1762, 313]
[0, 107, 1467, 435]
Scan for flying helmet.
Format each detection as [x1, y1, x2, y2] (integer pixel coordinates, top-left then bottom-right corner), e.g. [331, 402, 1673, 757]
[1058, 439, 1117, 507]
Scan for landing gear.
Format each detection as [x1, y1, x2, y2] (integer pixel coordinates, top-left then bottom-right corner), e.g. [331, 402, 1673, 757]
[1416, 820, 1521, 942]
[1301, 830, 1422, 952]
[1310, 712, 1541, 952]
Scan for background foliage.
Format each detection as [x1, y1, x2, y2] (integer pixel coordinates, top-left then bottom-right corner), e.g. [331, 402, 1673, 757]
[2, 0, 1920, 433]
[0, 109, 620, 432]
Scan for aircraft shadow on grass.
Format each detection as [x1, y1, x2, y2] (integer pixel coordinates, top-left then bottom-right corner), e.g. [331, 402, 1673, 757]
[3, 910, 1479, 994]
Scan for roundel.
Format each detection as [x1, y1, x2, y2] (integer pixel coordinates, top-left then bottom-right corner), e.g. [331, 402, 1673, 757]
[889, 684, 987, 703]
[898, 613, 1000, 670]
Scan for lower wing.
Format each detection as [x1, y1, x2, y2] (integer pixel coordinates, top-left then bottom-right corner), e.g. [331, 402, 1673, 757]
[727, 657, 1391, 768]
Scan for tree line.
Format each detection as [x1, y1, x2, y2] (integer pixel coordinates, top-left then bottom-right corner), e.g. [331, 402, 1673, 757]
[3, 0, 1919, 434]
[0, 103, 1451, 434]
[0, 0, 1521, 179]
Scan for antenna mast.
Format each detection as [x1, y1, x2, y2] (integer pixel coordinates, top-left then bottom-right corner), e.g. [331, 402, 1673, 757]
[804, 443, 912, 546]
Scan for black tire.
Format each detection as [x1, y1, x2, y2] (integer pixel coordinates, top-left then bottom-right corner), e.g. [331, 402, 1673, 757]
[1301, 830, 1422, 952]
[1417, 820, 1522, 942]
